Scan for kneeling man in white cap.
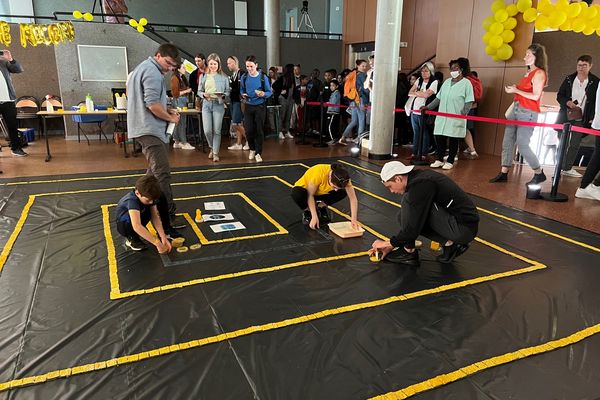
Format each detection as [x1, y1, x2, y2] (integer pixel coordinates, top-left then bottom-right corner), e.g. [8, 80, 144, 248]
[371, 161, 479, 266]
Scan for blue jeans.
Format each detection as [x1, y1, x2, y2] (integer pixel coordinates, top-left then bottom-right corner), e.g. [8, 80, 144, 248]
[501, 102, 541, 169]
[173, 96, 188, 143]
[202, 100, 225, 155]
[410, 113, 429, 156]
[342, 101, 366, 138]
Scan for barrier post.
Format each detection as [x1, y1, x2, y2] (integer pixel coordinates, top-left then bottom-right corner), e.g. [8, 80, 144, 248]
[314, 99, 328, 148]
[540, 122, 570, 202]
[411, 110, 429, 166]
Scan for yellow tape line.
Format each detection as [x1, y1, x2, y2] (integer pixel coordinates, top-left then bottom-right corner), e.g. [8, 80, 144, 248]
[0, 262, 545, 392]
[337, 159, 600, 253]
[0, 195, 36, 274]
[101, 205, 120, 299]
[369, 321, 600, 399]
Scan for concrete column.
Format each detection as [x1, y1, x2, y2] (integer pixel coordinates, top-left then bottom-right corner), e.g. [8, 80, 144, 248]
[264, 0, 281, 68]
[368, 0, 403, 159]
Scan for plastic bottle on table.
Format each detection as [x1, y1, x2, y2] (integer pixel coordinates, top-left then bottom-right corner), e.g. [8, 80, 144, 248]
[85, 94, 94, 112]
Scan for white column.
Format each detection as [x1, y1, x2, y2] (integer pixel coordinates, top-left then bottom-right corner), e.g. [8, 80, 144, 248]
[264, 0, 281, 68]
[368, 0, 403, 159]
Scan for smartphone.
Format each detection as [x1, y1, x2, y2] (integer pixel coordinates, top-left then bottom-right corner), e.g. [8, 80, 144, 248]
[0, 51, 4, 56]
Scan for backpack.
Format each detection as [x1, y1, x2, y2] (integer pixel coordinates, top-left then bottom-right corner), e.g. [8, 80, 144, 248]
[466, 74, 483, 103]
[343, 70, 359, 104]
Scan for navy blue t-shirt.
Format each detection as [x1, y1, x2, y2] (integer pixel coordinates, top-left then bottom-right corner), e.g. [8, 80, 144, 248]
[115, 190, 152, 225]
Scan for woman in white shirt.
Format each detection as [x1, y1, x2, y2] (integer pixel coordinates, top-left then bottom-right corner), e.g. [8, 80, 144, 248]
[405, 62, 438, 161]
[575, 83, 600, 200]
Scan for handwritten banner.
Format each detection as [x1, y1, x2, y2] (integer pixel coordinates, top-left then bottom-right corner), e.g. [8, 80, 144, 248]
[0, 21, 75, 48]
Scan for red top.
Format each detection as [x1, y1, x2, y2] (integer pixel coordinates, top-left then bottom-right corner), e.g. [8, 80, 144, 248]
[514, 68, 546, 113]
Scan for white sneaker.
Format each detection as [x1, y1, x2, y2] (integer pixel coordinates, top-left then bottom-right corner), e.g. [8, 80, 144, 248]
[228, 143, 243, 150]
[249, 150, 255, 160]
[562, 168, 583, 178]
[180, 143, 195, 150]
[575, 184, 600, 200]
[443, 155, 457, 164]
[173, 142, 182, 149]
[442, 162, 454, 170]
[463, 148, 471, 154]
[208, 150, 213, 159]
[285, 132, 294, 139]
[255, 154, 263, 163]
[213, 154, 220, 162]
[278, 132, 285, 140]
[430, 160, 444, 168]
[242, 143, 250, 150]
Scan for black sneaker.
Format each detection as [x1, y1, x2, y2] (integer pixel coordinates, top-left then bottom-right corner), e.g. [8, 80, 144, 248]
[317, 205, 331, 224]
[165, 228, 183, 240]
[436, 243, 469, 264]
[11, 149, 28, 157]
[125, 237, 146, 251]
[302, 210, 311, 225]
[384, 247, 420, 267]
[526, 170, 546, 186]
[489, 172, 508, 183]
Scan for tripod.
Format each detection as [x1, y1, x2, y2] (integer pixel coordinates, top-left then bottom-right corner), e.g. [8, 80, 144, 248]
[296, 5, 317, 38]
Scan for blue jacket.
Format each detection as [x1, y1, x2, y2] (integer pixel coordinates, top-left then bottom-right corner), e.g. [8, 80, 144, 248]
[198, 72, 231, 101]
[240, 71, 272, 106]
[327, 90, 341, 114]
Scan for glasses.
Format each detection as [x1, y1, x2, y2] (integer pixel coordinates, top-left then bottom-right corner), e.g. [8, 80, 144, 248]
[577, 64, 590, 68]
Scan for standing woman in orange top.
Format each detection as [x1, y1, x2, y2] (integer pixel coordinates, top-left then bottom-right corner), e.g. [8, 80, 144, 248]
[490, 43, 548, 186]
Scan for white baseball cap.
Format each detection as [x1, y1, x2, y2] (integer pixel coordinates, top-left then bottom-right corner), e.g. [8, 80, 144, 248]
[380, 161, 414, 182]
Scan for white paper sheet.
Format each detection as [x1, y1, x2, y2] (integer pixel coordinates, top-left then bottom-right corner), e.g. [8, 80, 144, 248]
[202, 213, 235, 222]
[204, 201, 226, 210]
[210, 222, 246, 233]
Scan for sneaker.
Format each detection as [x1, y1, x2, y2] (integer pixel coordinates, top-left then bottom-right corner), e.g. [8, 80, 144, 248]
[489, 172, 508, 183]
[462, 148, 472, 154]
[242, 143, 250, 150]
[437, 243, 469, 264]
[249, 150, 255, 160]
[442, 162, 454, 170]
[125, 237, 146, 251]
[338, 138, 348, 145]
[302, 210, 311, 225]
[228, 143, 243, 150]
[278, 132, 285, 140]
[208, 150, 213, 159]
[561, 168, 583, 178]
[180, 143, 195, 150]
[526, 170, 546, 186]
[165, 228, 184, 240]
[430, 160, 444, 168]
[443, 155, 457, 164]
[255, 154, 263, 163]
[11, 149, 28, 157]
[213, 154, 220, 162]
[317, 205, 331, 224]
[575, 184, 600, 200]
[327, 139, 337, 145]
[384, 247, 420, 267]
[173, 142, 182, 149]
[468, 151, 479, 159]
[285, 132, 294, 139]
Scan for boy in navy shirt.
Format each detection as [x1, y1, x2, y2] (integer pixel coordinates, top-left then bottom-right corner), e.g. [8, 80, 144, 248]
[115, 175, 180, 252]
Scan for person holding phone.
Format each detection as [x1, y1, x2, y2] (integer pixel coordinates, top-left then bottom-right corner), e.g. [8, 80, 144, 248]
[0, 49, 28, 157]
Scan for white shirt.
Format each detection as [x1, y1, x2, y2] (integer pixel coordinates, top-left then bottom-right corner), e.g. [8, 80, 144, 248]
[409, 79, 438, 115]
[571, 76, 588, 109]
[0, 74, 11, 102]
[592, 83, 600, 130]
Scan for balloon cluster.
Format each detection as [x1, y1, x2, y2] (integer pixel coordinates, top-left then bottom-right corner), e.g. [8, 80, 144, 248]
[482, 0, 600, 62]
[0, 21, 11, 46]
[72, 10, 94, 22]
[129, 18, 148, 33]
[19, 22, 75, 48]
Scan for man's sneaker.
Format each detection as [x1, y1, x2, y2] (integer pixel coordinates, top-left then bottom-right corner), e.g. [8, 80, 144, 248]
[302, 210, 311, 225]
[561, 168, 583, 178]
[173, 142, 182, 149]
[242, 143, 250, 150]
[11, 149, 28, 157]
[249, 150, 256, 160]
[317, 205, 331, 224]
[430, 160, 444, 168]
[278, 132, 285, 140]
[125, 237, 146, 251]
[255, 154, 263, 163]
[385, 247, 420, 267]
[165, 228, 184, 240]
[285, 132, 294, 139]
[180, 143, 195, 150]
[228, 143, 243, 150]
[575, 184, 600, 200]
[442, 162, 454, 170]
[526, 170, 546, 186]
[437, 243, 469, 264]
[208, 150, 213, 159]
[489, 172, 508, 183]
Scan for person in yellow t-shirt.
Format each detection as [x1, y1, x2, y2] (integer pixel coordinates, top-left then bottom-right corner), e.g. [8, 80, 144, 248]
[291, 163, 360, 230]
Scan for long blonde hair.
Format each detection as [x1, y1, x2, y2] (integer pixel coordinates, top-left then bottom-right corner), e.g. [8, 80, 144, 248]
[206, 53, 224, 75]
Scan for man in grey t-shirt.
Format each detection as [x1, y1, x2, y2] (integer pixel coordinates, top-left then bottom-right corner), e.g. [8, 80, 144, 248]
[127, 43, 182, 232]
[0, 49, 27, 159]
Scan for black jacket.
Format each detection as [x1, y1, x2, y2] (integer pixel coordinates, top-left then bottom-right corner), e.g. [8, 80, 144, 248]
[390, 169, 479, 248]
[556, 72, 599, 127]
[189, 69, 204, 97]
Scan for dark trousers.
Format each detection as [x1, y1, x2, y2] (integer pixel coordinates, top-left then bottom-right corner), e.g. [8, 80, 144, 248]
[135, 135, 176, 220]
[581, 135, 600, 188]
[244, 103, 266, 155]
[435, 135, 460, 164]
[326, 113, 340, 141]
[0, 101, 23, 151]
[116, 193, 172, 240]
[291, 186, 347, 210]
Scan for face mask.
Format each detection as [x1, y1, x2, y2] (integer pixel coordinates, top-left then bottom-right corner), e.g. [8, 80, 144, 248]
[450, 71, 460, 79]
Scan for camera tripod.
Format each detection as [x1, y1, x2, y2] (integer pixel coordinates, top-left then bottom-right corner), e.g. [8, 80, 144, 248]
[296, 1, 317, 38]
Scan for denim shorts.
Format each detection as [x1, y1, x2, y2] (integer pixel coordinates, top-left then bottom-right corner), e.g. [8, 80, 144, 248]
[231, 101, 243, 124]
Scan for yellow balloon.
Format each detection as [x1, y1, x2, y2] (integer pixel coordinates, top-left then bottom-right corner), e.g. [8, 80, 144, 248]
[485, 46, 497, 56]
[137, 26, 145, 33]
[493, 55, 501, 62]
[567, 3, 581, 19]
[489, 35, 503, 49]
[559, 19, 572, 31]
[516, 0, 532, 13]
[583, 25, 595, 35]
[501, 29, 515, 43]
[503, 17, 517, 30]
[590, 17, 600, 30]
[506, 4, 518, 17]
[139, 17, 148, 26]
[490, 21, 504, 35]
[83, 13, 93, 22]
[584, 6, 598, 20]
[491, 0, 506, 14]
[495, 9, 508, 23]
[597, 27, 600, 36]
[482, 16, 495, 30]
[497, 44, 513, 61]
[556, 0, 569, 13]
[129, 19, 138, 27]
[72, 10, 83, 19]
[482, 31, 493, 44]
[549, 11, 567, 28]
[535, 15, 550, 31]
[572, 18, 586, 32]
[523, 8, 538, 23]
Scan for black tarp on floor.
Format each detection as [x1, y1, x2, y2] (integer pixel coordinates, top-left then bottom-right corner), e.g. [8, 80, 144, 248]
[1, 158, 599, 400]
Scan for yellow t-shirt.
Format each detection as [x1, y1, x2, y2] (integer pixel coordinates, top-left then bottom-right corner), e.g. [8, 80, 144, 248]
[204, 74, 217, 95]
[294, 164, 351, 196]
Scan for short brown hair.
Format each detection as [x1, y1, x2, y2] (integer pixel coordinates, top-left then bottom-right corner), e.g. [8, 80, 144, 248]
[578, 55, 593, 64]
[156, 43, 179, 61]
[135, 175, 161, 200]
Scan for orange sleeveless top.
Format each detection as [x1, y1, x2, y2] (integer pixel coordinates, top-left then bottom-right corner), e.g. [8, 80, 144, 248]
[514, 68, 546, 113]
